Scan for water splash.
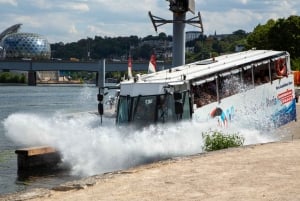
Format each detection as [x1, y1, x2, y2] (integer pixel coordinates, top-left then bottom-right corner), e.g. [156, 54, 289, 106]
[3, 110, 277, 177]
[2, 80, 279, 176]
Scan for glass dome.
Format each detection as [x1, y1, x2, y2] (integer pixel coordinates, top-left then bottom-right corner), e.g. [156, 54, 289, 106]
[1, 33, 51, 59]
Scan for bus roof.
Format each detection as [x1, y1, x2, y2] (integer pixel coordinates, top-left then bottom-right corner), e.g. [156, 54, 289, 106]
[139, 49, 289, 85]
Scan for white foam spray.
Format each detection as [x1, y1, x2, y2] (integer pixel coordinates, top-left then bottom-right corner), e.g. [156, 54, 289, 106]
[2, 81, 280, 177]
[3, 110, 278, 177]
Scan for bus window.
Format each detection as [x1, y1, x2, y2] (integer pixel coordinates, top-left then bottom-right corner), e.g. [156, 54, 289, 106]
[132, 96, 157, 126]
[220, 75, 241, 98]
[116, 96, 131, 124]
[272, 58, 287, 81]
[157, 94, 176, 123]
[193, 81, 217, 108]
[242, 68, 253, 86]
[254, 63, 271, 86]
[181, 91, 191, 120]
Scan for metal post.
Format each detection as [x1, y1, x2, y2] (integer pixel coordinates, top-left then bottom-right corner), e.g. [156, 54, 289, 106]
[172, 12, 186, 67]
[97, 59, 106, 124]
[97, 59, 105, 88]
[268, 61, 272, 84]
[216, 76, 220, 103]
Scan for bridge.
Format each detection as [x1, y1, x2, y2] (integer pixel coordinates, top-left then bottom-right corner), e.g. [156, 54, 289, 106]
[0, 59, 172, 87]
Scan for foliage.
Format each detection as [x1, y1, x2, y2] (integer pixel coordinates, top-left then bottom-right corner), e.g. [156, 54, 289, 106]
[0, 72, 26, 83]
[202, 130, 244, 152]
[186, 29, 250, 63]
[51, 33, 171, 61]
[50, 15, 300, 69]
[268, 16, 300, 59]
[291, 58, 300, 71]
[247, 15, 300, 69]
[247, 19, 276, 49]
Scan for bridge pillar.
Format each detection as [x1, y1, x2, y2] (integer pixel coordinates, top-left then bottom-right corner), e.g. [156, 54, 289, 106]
[96, 59, 105, 88]
[28, 71, 37, 86]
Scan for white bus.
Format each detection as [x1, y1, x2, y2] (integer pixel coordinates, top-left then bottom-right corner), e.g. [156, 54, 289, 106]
[116, 50, 297, 129]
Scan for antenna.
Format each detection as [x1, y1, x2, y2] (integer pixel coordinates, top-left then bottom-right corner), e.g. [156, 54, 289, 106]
[149, 0, 203, 67]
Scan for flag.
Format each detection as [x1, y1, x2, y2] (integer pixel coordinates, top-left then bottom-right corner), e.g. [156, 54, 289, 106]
[148, 53, 156, 74]
[128, 55, 133, 79]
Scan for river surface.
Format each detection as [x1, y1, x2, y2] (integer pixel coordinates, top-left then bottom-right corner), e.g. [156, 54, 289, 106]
[0, 85, 100, 195]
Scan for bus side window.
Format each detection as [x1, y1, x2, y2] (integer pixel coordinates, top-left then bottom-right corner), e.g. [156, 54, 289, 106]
[242, 69, 252, 86]
[254, 63, 270, 86]
[192, 81, 217, 108]
[219, 75, 241, 98]
[271, 60, 285, 81]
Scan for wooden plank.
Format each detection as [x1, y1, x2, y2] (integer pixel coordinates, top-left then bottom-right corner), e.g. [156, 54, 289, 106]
[15, 146, 57, 156]
[15, 146, 61, 170]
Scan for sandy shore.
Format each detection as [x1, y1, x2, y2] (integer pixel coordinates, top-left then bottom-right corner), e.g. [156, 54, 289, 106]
[2, 140, 299, 201]
[1, 105, 300, 201]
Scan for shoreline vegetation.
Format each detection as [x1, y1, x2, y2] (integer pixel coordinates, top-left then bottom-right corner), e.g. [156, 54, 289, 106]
[0, 72, 26, 84]
[0, 72, 91, 85]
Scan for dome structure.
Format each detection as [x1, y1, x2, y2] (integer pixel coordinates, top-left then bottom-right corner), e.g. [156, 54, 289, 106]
[1, 32, 51, 59]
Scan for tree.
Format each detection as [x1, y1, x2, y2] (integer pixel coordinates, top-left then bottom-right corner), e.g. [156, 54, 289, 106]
[232, 29, 247, 36]
[268, 15, 300, 59]
[158, 32, 167, 40]
[247, 19, 276, 49]
[247, 15, 300, 69]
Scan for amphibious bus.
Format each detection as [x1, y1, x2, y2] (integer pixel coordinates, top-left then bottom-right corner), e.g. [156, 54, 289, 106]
[115, 50, 297, 128]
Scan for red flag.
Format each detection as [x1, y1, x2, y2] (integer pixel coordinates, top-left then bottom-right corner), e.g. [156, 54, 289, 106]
[128, 55, 133, 79]
[148, 53, 156, 73]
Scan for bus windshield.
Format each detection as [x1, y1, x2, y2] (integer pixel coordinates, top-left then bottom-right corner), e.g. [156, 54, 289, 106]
[116, 92, 191, 127]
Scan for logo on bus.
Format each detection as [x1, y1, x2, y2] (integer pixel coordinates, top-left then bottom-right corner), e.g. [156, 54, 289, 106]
[277, 89, 293, 104]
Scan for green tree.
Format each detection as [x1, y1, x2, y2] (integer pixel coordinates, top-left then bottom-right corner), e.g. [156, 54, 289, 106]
[247, 19, 276, 49]
[0, 72, 26, 83]
[247, 15, 300, 69]
[269, 15, 300, 59]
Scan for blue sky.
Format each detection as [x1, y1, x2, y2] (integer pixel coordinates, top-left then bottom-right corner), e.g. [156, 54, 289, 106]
[0, 0, 299, 43]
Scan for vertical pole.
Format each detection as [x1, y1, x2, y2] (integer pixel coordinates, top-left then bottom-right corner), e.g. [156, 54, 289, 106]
[172, 12, 186, 67]
[97, 59, 105, 88]
[28, 61, 36, 86]
[268, 61, 272, 84]
[28, 71, 36, 86]
[216, 76, 220, 103]
[97, 59, 106, 124]
[251, 65, 255, 87]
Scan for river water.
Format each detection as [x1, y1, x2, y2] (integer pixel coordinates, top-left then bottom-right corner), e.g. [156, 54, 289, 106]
[0, 85, 100, 195]
[0, 85, 282, 195]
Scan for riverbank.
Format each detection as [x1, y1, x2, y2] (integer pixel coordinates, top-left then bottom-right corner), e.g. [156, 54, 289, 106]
[1, 139, 300, 201]
[1, 105, 299, 201]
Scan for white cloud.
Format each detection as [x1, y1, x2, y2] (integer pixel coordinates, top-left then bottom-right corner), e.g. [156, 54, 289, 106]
[0, 0, 17, 6]
[59, 2, 90, 12]
[94, 0, 162, 13]
[0, 0, 299, 43]
[238, 0, 248, 4]
[28, 0, 53, 9]
[201, 8, 266, 34]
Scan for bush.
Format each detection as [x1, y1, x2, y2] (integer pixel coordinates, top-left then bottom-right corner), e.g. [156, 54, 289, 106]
[202, 130, 244, 152]
[0, 72, 26, 83]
